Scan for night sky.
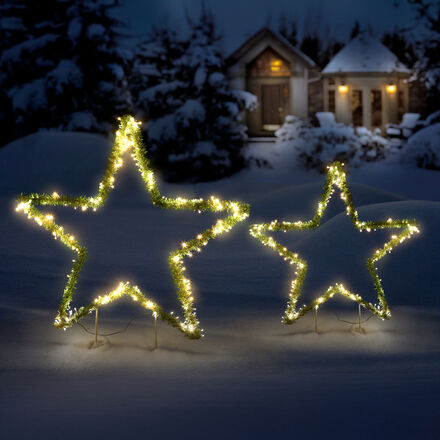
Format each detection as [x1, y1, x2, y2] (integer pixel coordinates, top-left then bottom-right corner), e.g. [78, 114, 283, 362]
[118, 0, 416, 52]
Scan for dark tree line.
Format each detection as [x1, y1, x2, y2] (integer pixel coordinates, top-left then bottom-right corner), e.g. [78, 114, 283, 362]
[278, 12, 344, 69]
[403, 0, 440, 114]
[277, 13, 418, 70]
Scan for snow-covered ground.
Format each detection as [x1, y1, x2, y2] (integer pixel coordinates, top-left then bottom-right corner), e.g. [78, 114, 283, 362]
[1, 132, 440, 439]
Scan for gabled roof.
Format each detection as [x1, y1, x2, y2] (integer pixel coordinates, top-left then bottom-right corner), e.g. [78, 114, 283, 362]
[228, 27, 316, 68]
[322, 35, 411, 75]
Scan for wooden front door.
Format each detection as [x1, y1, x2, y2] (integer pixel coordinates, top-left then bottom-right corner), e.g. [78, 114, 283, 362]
[261, 85, 282, 127]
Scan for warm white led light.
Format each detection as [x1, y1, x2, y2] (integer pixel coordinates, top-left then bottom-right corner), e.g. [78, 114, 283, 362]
[249, 161, 420, 324]
[15, 115, 250, 339]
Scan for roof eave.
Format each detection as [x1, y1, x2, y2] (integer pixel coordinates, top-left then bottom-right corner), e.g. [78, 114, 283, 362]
[227, 27, 316, 68]
[321, 70, 411, 76]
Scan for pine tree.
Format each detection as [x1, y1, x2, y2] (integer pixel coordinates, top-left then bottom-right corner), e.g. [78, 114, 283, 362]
[59, 0, 131, 131]
[0, 0, 28, 145]
[404, 0, 440, 114]
[130, 24, 185, 123]
[1, 0, 65, 141]
[276, 9, 344, 68]
[131, 7, 256, 182]
[382, 28, 417, 68]
[319, 26, 344, 68]
[350, 20, 361, 40]
[300, 33, 321, 65]
[278, 13, 298, 47]
[0, 0, 131, 146]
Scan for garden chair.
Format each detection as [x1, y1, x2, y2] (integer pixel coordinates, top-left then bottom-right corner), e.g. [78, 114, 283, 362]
[315, 112, 345, 128]
[386, 113, 421, 139]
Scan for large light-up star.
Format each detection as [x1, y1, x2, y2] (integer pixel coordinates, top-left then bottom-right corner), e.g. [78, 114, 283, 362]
[15, 116, 250, 339]
[249, 162, 420, 324]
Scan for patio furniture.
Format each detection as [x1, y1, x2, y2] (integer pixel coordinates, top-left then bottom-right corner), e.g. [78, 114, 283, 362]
[386, 113, 421, 139]
[315, 112, 345, 128]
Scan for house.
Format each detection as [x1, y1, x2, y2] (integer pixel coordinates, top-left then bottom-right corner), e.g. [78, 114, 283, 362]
[227, 27, 318, 137]
[321, 35, 411, 131]
[227, 29, 417, 135]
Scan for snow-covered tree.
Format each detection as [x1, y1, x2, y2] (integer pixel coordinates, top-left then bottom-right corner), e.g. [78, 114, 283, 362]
[131, 8, 256, 182]
[398, 0, 440, 114]
[51, 0, 132, 132]
[0, 0, 131, 146]
[0, 0, 28, 145]
[130, 24, 186, 122]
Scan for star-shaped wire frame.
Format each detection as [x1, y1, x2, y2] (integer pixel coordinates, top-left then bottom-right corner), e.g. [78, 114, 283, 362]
[15, 115, 250, 339]
[249, 162, 420, 324]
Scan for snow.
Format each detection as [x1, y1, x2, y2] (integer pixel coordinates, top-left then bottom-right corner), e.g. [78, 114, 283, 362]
[48, 59, 83, 93]
[136, 63, 160, 77]
[108, 63, 125, 80]
[194, 66, 207, 87]
[208, 71, 225, 86]
[315, 111, 342, 127]
[67, 18, 82, 40]
[139, 81, 185, 103]
[147, 114, 177, 142]
[400, 113, 422, 129]
[322, 35, 411, 74]
[1, 34, 58, 63]
[274, 115, 391, 169]
[87, 23, 106, 39]
[193, 140, 217, 156]
[176, 99, 206, 126]
[9, 78, 48, 111]
[66, 112, 98, 131]
[1, 132, 440, 438]
[425, 110, 440, 126]
[97, 80, 115, 93]
[0, 17, 25, 31]
[403, 123, 440, 169]
[224, 101, 239, 116]
[232, 90, 258, 111]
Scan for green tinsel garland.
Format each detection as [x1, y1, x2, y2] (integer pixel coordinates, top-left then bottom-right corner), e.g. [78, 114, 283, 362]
[249, 162, 420, 324]
[16, 115, 250, 339]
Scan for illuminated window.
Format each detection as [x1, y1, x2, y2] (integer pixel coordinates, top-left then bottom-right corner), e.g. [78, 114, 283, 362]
[247, 48, 291, 77]
[270, 59, 282, 72]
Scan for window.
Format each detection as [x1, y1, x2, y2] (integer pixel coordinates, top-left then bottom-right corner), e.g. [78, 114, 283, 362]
[370, 90, 382, 128]
[352, 90, 363, 127]
[247, 48, 291, 77]
[328, 90, 335, 113]
[398, 90, 405, 121]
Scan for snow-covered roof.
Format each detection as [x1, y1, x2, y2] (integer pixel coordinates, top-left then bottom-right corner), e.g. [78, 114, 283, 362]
[322, 35, 411, 75]
[228, 27, 316, 68]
